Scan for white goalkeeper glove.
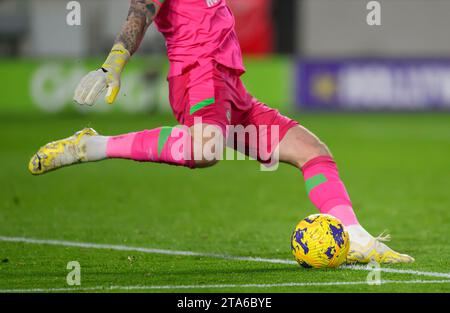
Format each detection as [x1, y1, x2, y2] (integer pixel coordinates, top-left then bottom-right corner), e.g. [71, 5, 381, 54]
[74, 43, 130, 106]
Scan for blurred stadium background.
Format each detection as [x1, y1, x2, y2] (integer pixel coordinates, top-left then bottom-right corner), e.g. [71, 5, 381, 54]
[1, 0, 450, 293]
[2, 0, 450, 114]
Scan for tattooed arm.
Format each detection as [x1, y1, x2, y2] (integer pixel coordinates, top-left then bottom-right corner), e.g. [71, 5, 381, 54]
[73, 0, 163, 105]
[115, 0, 163, 55]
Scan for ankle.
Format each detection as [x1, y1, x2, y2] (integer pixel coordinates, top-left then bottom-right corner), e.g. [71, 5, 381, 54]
[81, 135, 109, 161]
[346, 224, 373, 246]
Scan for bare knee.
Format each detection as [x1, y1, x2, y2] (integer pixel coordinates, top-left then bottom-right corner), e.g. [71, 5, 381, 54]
[293, 139, 331, 169]
[190, 124, 225, 168]
[279, 125, 331, 169]
[305, 139, 331, 162]
[194, 158, 219, 168]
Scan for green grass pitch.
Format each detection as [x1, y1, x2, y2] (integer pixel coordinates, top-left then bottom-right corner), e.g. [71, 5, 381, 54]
[0, 112, 449, 292]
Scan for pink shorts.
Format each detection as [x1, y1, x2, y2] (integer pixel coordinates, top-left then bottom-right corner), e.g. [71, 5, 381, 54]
[168, 62, 298, 163]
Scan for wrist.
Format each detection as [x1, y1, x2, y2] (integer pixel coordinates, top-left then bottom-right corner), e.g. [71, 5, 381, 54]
[102, 43, 131, 75]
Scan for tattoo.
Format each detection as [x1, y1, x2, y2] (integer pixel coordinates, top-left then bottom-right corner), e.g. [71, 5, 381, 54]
[115, 0, 161, 55]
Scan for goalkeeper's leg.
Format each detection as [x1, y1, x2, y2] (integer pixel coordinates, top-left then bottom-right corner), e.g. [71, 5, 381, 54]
[278, 125, 414, 264]
[28, 124, 223, 175]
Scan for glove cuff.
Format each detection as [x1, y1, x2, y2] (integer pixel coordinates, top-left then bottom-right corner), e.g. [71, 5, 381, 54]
[102, 43, 131, 75]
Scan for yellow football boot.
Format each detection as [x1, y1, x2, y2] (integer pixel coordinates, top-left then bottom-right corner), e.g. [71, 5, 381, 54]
[346, 235, 414, 264]
[28, 128, 98, 175]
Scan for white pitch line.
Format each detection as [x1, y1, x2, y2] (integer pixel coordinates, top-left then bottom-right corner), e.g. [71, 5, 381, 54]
[1, 280, 450, 293]
[343, 264, 450, 279]
[0, 236, 296, 264]
[1, 236, 450, 279]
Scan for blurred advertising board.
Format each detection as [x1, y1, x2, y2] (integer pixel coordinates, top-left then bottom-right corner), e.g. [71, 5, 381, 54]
[297, 59, 450, 110]
[1, 58, 170, 114]
[0, 57, 290, 114]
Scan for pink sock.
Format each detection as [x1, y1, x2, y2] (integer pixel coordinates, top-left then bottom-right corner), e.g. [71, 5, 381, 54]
[301, 156, 358, 226]
[106, 126, 195, 168]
